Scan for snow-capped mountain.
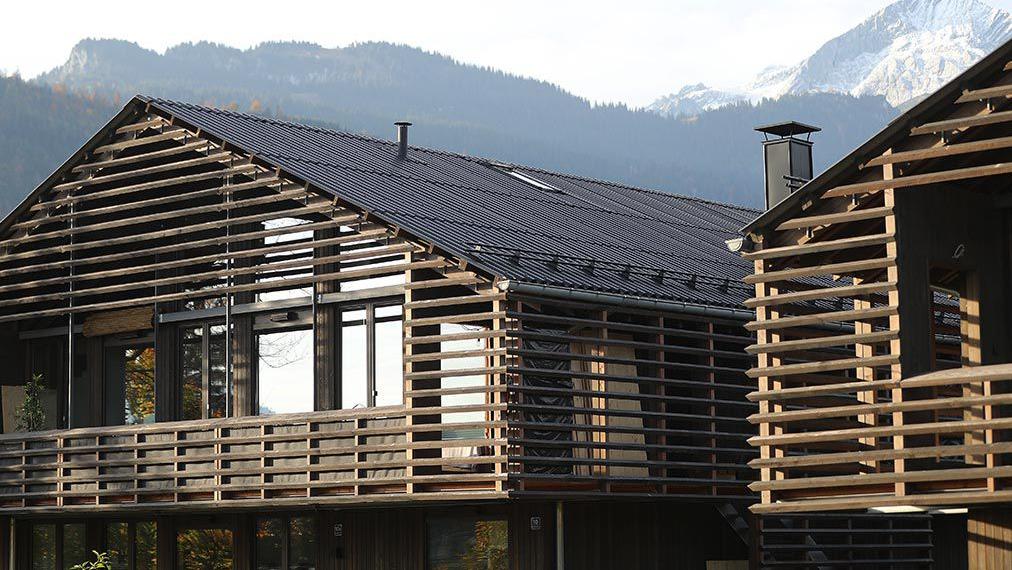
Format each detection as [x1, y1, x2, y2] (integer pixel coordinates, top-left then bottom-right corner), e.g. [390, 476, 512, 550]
[645, 83, 746, 117]
[648, 0, 1012, 117]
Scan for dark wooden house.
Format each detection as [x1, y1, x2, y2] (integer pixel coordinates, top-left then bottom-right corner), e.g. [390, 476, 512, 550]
[0, 96, 774, 569]
[0, 94, 941, 569]
[736, 35, 1012, 569]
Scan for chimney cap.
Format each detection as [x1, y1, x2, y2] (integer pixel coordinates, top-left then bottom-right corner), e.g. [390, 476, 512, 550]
[755, 121, 821, 139]
[394, 121, 413, 127]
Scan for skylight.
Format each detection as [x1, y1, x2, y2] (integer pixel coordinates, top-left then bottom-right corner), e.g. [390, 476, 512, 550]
[496, 166, 565, 194]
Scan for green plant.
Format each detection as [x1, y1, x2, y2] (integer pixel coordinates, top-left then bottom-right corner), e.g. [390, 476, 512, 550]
[71, 551, 110, 570]
[15, 373, 46, 432]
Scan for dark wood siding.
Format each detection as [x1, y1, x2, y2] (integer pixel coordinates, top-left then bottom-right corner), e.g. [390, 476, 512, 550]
[563, 502, 746, 570]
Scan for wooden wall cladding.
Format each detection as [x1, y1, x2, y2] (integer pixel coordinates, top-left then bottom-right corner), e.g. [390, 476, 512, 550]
[968, 508, 1012, 570]
[742, 54, 1012, 514]
[562, 501, 747, 570]
[505, 293, 756, 500]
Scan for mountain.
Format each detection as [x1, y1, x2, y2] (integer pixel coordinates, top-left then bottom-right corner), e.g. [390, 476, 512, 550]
[20, 39, 895, 211]
[644, 83, 745, 117]
[649, 0, 1012, 117]
[0, 74, 116, 213]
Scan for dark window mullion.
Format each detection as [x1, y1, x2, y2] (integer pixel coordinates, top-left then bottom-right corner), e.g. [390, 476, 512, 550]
[366, 304, 376, 407]
[128, 522, 137, 570]
[283, 515, 291, 570]
[201, 323, 210, 420]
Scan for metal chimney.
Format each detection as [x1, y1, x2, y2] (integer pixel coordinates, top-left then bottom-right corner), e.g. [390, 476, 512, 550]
[395, 121, 412, 160]
[755, 121, 820, 210]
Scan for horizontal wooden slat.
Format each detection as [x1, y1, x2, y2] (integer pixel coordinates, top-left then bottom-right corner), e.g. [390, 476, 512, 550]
[744, 233, 894, 260]
[745, 305, 897, 332]
[824, 161, 1012, 197]
[743, 256, 895, 284]
[745, 330, 898, 355]
[910, 108, 1012, 135]
[744, 280, 895, 308]
[746, 354, 898, 379]
[863, 135, 1012, 167]
[774, 206, 892, 231]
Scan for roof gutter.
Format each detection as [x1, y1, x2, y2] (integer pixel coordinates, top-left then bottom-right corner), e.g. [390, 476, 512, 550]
[496, 280, 755, 321]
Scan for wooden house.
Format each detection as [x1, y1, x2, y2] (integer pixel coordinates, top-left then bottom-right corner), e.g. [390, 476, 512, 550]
[736, 34, 1012, 569]
[0, 95, 774, 569]
[0, 93, 942, 568]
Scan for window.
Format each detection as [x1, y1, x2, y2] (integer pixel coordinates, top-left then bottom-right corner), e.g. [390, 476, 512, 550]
[426, 516, 507, 570]
[31, 524, 55, 570]
[256, 312, 314, 415]
[177, 526, 234, 570]
[336, 225, 406, 292]
[104, 343, 156, 426]
[181, 323, 228, 420]
[257, 217, 315, 303]
[440, 323, 489, 434]
[340, 303, 403, 408]
[30, 523, 88, 570]
[62, 524, 86, 569]
[256, 516, 316, 570]
[107, 521, 157, 570]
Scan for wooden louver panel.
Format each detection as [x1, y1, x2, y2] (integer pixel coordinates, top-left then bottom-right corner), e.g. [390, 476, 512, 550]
[0, 112, 437, 324]
[744, 60, 1012, 514]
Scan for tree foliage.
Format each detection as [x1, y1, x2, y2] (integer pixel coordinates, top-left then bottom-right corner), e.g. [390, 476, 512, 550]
[15, 373, 46, 432]
[71, 550, 110, 570]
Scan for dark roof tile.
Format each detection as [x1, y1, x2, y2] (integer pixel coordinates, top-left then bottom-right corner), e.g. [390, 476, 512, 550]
[146, 97, 755, 309]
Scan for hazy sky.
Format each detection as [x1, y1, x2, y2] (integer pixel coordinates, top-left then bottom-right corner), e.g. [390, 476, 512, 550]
[5, 0, 1012, 107]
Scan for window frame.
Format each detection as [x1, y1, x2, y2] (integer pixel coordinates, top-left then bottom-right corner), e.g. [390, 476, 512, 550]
[340, 299, 404, 408]
[253, 309, 315, 416]
[104, 519, 158, 570]
[179, 320, 229, 420]
[103, 335, 157, 427]
[253, 513, 318, 570]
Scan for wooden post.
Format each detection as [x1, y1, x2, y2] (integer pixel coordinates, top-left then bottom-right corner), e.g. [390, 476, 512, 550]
[555, 501, 565, 570]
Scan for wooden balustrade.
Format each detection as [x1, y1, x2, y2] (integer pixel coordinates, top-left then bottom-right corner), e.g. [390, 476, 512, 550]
[0, 405, 507, 514]
[749, 363, 1012, 513]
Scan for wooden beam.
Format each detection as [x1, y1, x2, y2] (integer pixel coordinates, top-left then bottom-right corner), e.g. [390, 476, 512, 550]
[824, 161, 1012, 197]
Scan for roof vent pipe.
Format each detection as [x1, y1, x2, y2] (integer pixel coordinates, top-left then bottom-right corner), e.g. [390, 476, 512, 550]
[395, 121, 412, 160]
[755, 121, 820, 210]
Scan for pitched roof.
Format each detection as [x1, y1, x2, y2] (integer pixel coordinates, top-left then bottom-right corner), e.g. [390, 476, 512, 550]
[741, 36, 1012, 237]
[16, 95, 760, 310]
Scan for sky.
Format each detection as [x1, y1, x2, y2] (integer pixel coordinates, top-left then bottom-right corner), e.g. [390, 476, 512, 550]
[5, 0, 1012, 107]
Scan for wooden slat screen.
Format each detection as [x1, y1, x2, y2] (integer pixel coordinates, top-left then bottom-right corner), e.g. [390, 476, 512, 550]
[505, 293, 756, 499]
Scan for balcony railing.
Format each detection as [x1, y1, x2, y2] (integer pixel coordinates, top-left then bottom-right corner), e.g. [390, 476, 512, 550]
[749, 362, 1012, 513]
[0, 405, 507, 513]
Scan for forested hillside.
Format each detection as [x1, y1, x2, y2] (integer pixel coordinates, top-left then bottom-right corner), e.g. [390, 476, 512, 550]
[0, 39, 899, 213]
[0, 75, 115, 213]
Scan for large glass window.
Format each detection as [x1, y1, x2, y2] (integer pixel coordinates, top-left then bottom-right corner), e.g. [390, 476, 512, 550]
[256, 516, 316, 570]
[426, 516, 507, 570]
[104, 343, 156, 426]
[440, 323, 489, 435]
[30, 522, 90, 570]
[181, 323, 228, 420]
[62, 524, 86, 569]
[177, 526, 234, 570]
[256, 322, 314, 416]
[107, 521, 157, 570]
[31, 524, 55, 570]
[340, 303, 403, 408]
